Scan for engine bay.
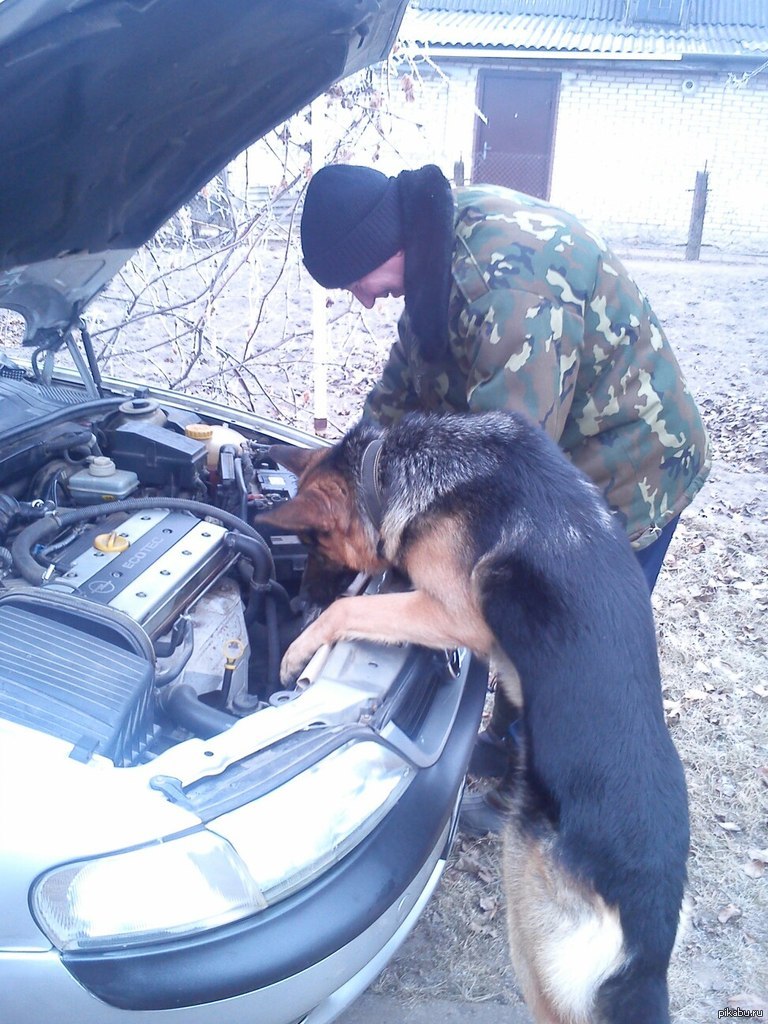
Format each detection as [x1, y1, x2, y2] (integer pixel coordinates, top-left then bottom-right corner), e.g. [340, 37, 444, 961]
[0, 374, 322, 767]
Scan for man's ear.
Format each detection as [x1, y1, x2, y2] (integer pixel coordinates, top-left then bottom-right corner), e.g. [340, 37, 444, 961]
[268, 445, 321, 477]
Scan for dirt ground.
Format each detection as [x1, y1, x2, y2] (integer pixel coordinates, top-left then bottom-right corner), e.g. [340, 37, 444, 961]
[362, 252, 768, 1023]
[14, 240, 767, 1021]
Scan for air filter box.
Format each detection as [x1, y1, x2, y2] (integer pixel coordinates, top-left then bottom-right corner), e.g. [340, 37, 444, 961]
[0, 592, 155, 766]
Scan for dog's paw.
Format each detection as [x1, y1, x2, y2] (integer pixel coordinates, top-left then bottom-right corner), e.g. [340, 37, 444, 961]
[280, 610, 336, 687]
[279, 637, 315, 687]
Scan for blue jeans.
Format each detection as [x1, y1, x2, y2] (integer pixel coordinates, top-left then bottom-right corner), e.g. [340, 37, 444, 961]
[634, 515, 680, 593]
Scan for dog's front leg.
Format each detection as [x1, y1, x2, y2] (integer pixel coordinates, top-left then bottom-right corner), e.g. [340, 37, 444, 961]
[280, 589, 493, 685]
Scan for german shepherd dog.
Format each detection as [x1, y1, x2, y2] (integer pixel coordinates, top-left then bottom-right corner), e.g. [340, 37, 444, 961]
[259, 410, 689, 1024]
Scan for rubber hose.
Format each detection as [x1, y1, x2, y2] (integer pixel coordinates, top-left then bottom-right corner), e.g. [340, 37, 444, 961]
[154, 618, 195, 687]
[265, 592, 281, 694]
[158, 684, 236, 739]
[224, 531, 273, 584]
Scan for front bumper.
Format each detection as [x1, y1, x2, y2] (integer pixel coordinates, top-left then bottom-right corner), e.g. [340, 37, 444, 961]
[1, 657, 487, 1024]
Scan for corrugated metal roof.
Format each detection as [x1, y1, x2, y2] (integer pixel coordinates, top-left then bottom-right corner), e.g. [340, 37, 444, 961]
[412, 0, 767, 25]
[401, 5, 768, 56]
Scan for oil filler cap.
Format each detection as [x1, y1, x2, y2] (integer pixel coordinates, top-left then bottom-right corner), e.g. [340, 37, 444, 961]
[93, 532, 131, 553]
[184, 423, 214, 440]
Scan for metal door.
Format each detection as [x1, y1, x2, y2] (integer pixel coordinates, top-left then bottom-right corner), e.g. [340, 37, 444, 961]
[473, 71, 559, 199]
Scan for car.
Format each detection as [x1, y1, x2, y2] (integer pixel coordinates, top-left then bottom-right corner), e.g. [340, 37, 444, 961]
[0, 2, 488, 1023]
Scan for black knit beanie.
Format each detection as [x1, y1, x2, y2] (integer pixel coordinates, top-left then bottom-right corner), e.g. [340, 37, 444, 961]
[301, 165, 403, 288]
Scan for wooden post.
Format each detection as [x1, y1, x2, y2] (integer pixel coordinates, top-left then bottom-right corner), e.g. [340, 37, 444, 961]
[685, 169, 709, 262]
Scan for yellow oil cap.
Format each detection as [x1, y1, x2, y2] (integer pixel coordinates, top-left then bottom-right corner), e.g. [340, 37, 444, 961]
[93, 532, 130, 553]
[185, 423, 214, 441]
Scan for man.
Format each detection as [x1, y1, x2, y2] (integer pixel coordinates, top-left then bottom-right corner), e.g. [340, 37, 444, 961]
[300, 162, 710, 834]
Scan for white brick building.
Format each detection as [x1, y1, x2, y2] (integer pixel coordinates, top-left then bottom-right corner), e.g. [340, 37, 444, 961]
[374, 0, 768, 254]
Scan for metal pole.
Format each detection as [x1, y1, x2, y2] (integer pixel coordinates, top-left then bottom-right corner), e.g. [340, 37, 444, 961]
[309, 98, 329, 434]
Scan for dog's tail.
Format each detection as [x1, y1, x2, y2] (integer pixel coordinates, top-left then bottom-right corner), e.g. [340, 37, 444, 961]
[502, 813, 682, 1024]
[595, 954, 672, 1024]
[592, 847, 688, 1023]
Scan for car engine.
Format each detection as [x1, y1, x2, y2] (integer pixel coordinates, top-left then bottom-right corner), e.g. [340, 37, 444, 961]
[0, 375, 314, 767]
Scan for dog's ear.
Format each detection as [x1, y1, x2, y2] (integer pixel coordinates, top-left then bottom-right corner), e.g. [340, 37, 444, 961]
[268, 445, 319, 477]
[256, 489, 334, 535]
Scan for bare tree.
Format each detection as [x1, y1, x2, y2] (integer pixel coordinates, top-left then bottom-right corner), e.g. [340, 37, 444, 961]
[86, 49, 428, 436]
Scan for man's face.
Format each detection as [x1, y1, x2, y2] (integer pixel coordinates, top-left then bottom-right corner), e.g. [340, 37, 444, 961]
[346, 250, 405, 308]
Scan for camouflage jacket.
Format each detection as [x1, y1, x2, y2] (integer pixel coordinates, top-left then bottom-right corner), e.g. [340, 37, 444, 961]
[364, 185, 711, 549]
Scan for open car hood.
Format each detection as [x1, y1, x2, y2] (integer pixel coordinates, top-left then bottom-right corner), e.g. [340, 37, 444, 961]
[0, 0, 407, 344]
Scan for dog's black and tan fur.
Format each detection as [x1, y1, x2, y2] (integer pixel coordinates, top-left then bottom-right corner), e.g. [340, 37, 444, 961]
[260, 410, 689, 1024]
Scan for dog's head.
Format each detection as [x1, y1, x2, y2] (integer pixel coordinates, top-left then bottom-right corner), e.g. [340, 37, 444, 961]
[257, 444, 386, 580]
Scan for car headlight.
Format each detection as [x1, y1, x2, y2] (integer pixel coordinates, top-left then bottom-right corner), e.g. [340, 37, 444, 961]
[31, 740, 413, 951]
[209, 738, 414, 905]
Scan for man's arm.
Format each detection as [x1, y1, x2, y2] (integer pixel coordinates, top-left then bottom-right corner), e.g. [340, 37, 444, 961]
[362, 315, 422, 426]
[461, 286, 585, 442]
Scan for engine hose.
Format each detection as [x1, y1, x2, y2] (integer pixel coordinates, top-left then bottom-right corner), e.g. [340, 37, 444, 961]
[12, 495, 275, 586]
[234, 456, 248, 522]
[224, 531, 273, 584]
[30, 459, 72, 505]
[243, 574, 291, 629]
[0, 495, 21, 541]
[227, 530, 291, 693]
[44, 426, 96, 456]
[154, 617, 195, 687]
[158, 684, 236, 739]
[231, 532, 293, 696]
[268, 589, 284, 692]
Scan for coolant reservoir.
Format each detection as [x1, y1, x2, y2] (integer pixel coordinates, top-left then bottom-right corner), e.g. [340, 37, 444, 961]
[67, 457, 140, 504]
[184, 422, 246, 470]
[115, 397, 167, 427]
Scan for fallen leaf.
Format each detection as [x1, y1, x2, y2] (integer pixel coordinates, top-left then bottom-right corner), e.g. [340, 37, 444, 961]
[684, 689, 709, 701]
[747, 847, 768, 863]
[716, 820, 742, 833]
[455, 854, 482, 875]
[468, 917, 497, 937]
[710, 659, 743, 683]
[663, 699, 681, 724]
[743, 859, 765, 879]
[717, 903, 742, 924]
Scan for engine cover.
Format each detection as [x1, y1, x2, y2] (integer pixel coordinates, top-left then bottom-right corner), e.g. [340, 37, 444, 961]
[50, 508, 234, 638]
